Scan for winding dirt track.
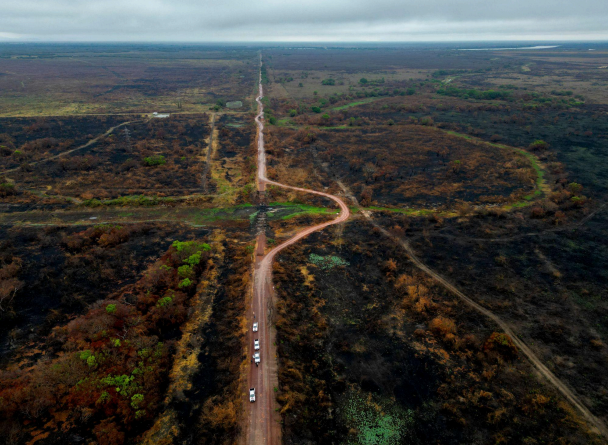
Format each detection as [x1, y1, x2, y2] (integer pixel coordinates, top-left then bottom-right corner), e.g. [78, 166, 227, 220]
[244, 58, 350, 445]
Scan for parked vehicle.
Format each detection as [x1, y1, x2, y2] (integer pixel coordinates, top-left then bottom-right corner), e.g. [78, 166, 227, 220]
[253, 322, 258, 332]
[254, 339, 260, 350]
[253, 352, 260, 364]
[250, 388, 255, 402]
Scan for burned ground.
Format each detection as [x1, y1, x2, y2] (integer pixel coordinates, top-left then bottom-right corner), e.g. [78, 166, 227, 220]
[0, 223, 208, 360]
[272, 221, 600, 444]
[3, 115, 210, 198]
[0, 115, 130, 171]
[396, 205, 608, 427]
[267, 125, 536, 208]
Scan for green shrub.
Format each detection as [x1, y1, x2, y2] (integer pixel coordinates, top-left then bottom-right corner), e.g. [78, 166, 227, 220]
[177, 265, 194, 279]
[184, 251, 202, 266]
[143, 155, 166, 167]
[172, 240, 211, 253]
[131, 394, 144, 409]
[311, 106, 321, 113]
[156, 296, 173, 308]
[106, 304, 117, 315]
[178, 278, 193, 288]
[529, 140, 549, 151]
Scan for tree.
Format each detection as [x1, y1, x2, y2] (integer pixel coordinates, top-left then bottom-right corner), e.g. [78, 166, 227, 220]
[568, 182, 582, 195]
[359, 78, 368, 85]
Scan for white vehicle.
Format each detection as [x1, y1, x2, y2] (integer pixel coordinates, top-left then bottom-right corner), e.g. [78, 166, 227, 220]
[253, 322, 258, 332]
[253, 352, 260, 364]
[249, 388, 255, 402]
[254, 339, 260, 350]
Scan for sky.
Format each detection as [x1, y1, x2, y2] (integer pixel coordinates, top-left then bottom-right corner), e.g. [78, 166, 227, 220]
[0, 0, 607, 42]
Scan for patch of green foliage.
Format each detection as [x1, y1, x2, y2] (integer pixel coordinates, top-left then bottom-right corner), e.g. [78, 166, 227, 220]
[177, 264, 194, 279]
[178, 278, 193, 288]
[143, 155, 166, 167]
[437, 86, 512, 101]
[81, 195, 175, 207]
[309, 253, 350, 270]
[131, 394, 144, 409]
[156, 296, 173, 308]
[341, 389, 413, 445]
[172, 240, 210, 253]
[106, 304, 117, 315]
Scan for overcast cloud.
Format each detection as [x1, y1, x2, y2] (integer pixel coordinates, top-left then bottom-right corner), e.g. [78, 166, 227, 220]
[0, 0, 607, 42]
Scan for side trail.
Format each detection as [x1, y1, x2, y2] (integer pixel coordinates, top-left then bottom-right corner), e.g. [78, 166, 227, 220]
[331, 178, 608, 441]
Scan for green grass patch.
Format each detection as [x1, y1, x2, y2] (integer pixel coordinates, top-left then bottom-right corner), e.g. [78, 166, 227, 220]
[328, 97, 380, 112]
[308, 253, 349, 270]
[80, 195, 175, 207]
[340, 388, 413, 445]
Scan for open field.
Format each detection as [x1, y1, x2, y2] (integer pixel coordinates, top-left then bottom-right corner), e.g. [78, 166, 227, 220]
[0, 44, 259, 116]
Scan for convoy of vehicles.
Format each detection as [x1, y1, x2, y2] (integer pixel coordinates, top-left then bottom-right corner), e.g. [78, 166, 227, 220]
[250, 326, 260, 400]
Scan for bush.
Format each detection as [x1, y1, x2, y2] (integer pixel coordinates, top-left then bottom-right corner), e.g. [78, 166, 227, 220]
[178, 278, 193, 288]
[528, 140, 549, 151]
[483, 332, 518, 359]
[311, 106, 322, 114]
[143, 155, 166, 166]
[429, 316, 456, 337]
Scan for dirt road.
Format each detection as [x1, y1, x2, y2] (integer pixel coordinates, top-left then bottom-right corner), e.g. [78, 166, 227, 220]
[243, 57, 350, 445]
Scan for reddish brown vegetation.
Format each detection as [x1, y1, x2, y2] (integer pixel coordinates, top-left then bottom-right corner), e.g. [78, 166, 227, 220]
[0, 238, 213, 444]
[267, 125, 536, 207]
